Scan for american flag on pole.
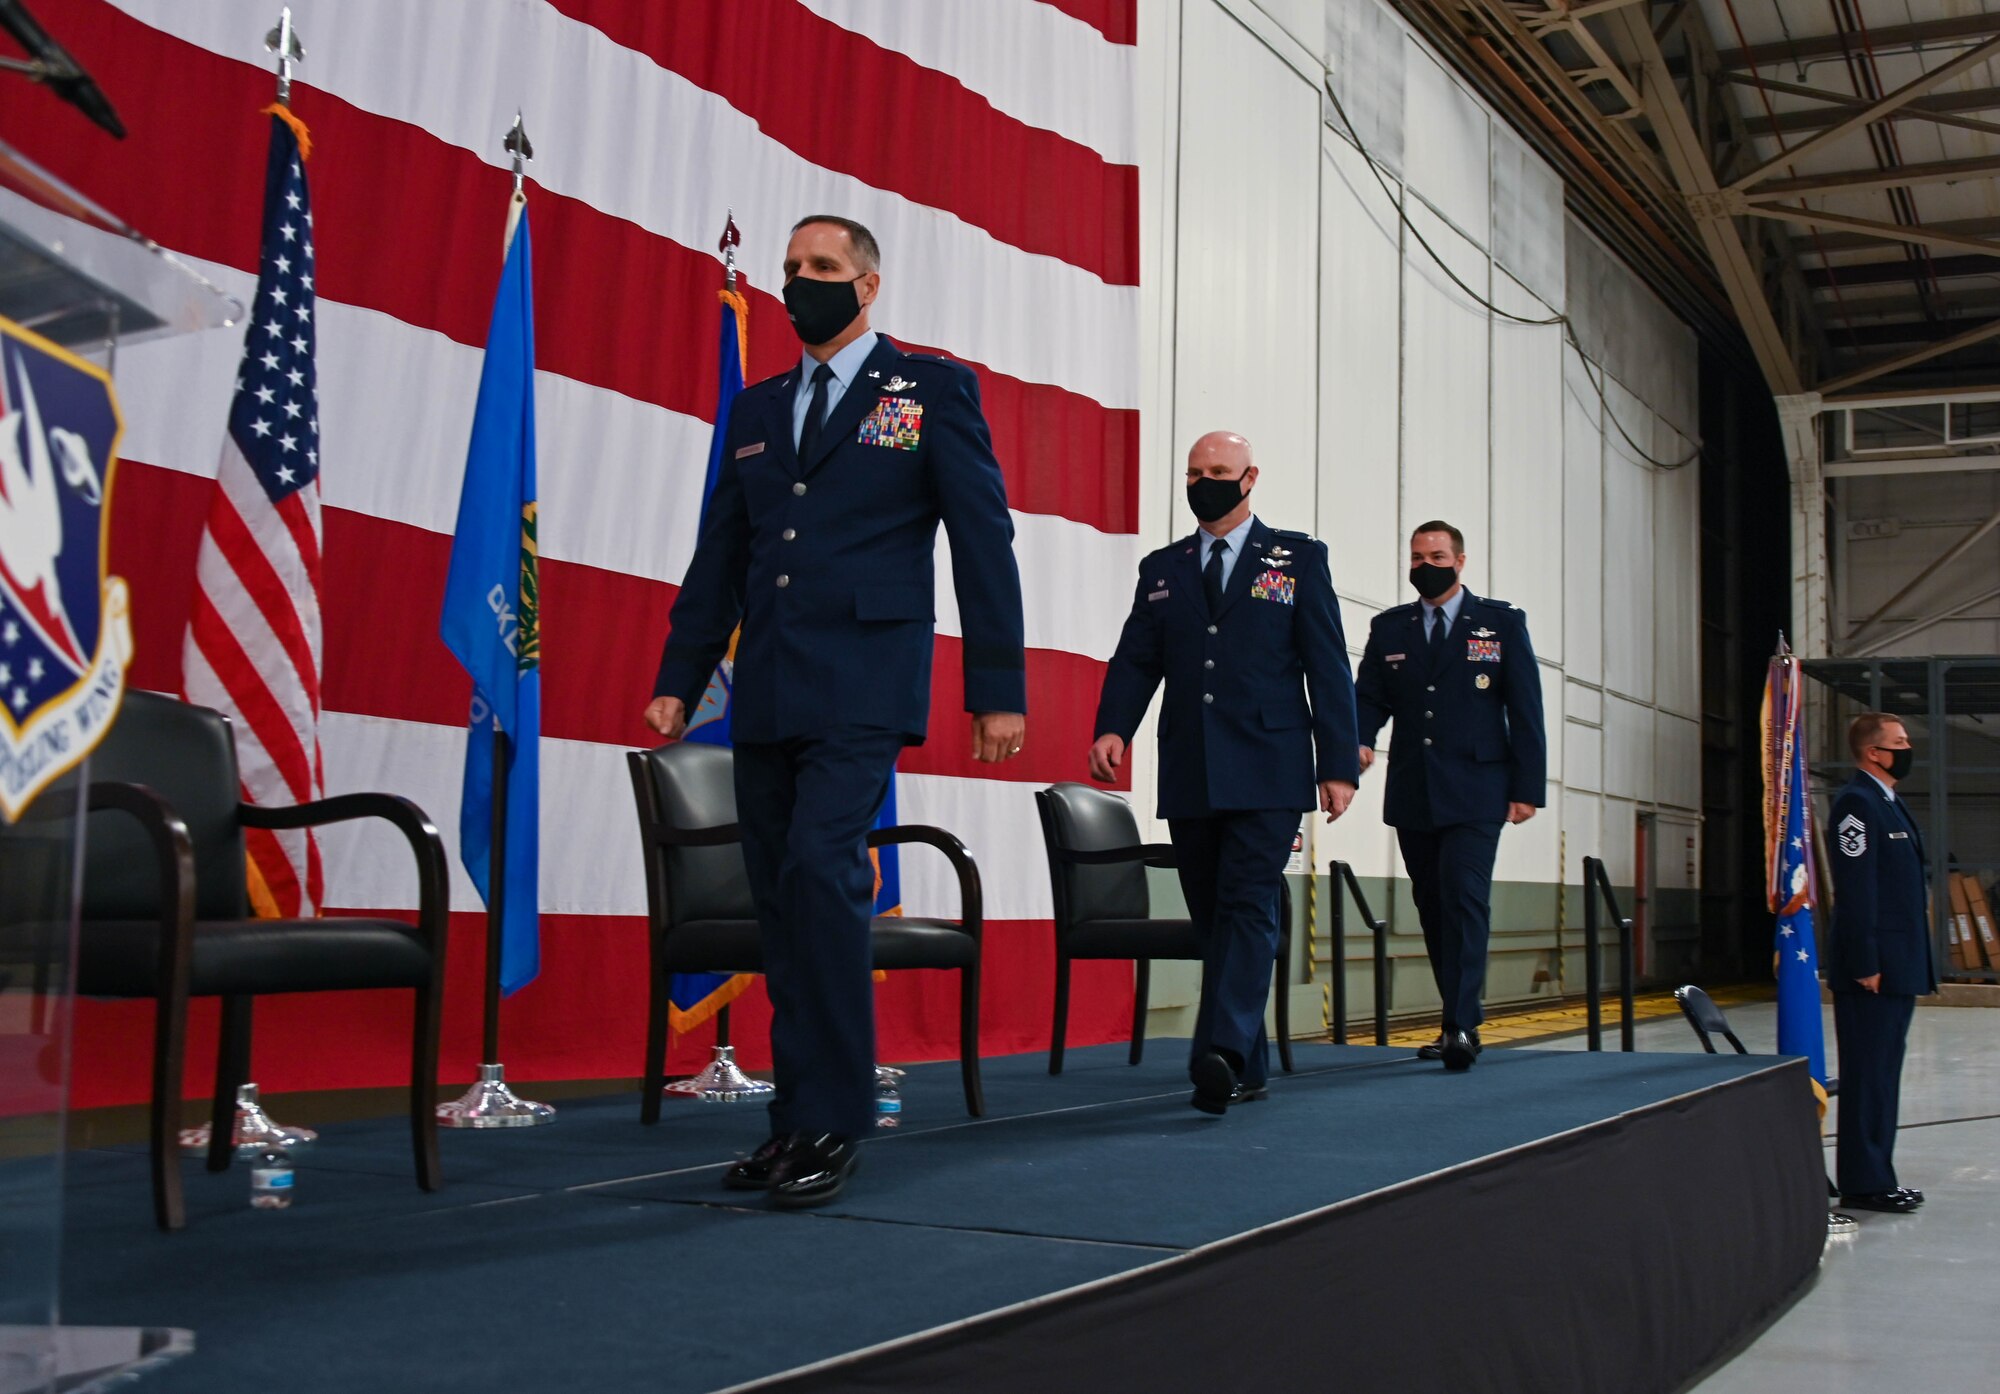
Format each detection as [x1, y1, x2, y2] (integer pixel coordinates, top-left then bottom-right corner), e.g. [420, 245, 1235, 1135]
[181, 104, 325, 919]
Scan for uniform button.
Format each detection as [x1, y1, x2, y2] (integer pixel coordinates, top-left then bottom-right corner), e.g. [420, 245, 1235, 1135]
[1427, 685, 1436, 693]
[1207, 625, 1218, 635]
[776, 575, 790, 588]
[1423, 737, 1433, 746]
[1203, 693, 1214, 704]
[792, 481, 807, 496]
[782, 528, 796, 541]
[1203, 659, 1215, 670]
[1426, 711, 1434, 719]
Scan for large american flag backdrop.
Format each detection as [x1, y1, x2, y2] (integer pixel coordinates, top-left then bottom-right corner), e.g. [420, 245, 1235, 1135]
[31, 0, 1141, 1107]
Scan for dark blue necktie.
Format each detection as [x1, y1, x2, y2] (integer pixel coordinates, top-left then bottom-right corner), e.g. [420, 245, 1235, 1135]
[1429, 606, 1447, 660]
[1204, 537, 1226, 612]
[798, 362, 834, 460]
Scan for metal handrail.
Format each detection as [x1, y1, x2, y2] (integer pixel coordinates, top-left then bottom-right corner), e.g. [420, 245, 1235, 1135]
[1582, 856, 1636, 1052]
[1328, 861, 1391, 1046]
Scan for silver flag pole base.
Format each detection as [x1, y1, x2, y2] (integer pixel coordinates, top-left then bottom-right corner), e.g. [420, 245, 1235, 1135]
[436, 1062, 556, 1128]
[179, 1082, 317, 1152]
[663, 1045, 773, 1103]
[1827, 1211, 1859, 1238]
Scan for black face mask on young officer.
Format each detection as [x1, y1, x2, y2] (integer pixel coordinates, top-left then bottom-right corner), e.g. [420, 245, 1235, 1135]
[1186, 472, 1249, 523]
[783, 274, 866, 346]
[1874, 745, 1914, 781]
[1408, 563, 1459, 601]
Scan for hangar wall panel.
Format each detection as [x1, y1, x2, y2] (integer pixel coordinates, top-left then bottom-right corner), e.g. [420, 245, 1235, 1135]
[1136, 0, 1705, 1029]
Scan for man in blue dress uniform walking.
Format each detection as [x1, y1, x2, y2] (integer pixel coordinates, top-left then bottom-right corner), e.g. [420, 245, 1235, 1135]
[1354, 522, 1545, 1071]
[647, 216, 1026, 1206]
[1090, 431, 1359, 1114]
[1827, 712, 1936, 1213]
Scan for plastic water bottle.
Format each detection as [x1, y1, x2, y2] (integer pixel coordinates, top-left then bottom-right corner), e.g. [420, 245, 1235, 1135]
[246, 1143, 294, 1209]
[874, 1065, 904, 1128]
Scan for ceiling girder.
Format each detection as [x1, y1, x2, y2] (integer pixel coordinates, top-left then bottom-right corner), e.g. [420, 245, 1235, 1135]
[1728, 34, 2000, 191]
[1714, 13, 2000, 73]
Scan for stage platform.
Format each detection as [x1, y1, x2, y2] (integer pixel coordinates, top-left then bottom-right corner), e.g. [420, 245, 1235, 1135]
[53, 1043, 1825, 1394]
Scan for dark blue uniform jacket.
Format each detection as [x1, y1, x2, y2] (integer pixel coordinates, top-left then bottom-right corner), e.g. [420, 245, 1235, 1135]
[1354, 591, 1546, 829]
[655, 337, 1025, 743]
[1828, 772, 1938, 997]
[1093, 519, 1359, 820]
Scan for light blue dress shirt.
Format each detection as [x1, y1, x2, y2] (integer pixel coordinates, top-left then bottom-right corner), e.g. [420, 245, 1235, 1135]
[1199, 512, 1258, 592]
[1422, 584, 1465, 640]
[790, 329, 879, 449]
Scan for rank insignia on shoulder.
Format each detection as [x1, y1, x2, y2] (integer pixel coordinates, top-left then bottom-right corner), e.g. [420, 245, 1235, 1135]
[1838, 813, 1866, 858]
[881, 375, 917, 392]
[1472, 627, 1496, 639]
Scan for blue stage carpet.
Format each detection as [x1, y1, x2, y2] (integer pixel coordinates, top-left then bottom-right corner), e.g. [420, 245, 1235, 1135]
[53, 1043, 1777, 1392]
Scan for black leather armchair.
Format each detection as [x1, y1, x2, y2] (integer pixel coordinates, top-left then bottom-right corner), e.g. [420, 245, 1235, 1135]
[626, 741, 987, 1122]
[77, 691, 449, 1230]
[1035, 782, 1293, 1075]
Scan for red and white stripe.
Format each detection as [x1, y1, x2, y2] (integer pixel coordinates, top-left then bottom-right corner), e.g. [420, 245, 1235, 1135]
[42, 0, 1138, 1100]
[181, 376, 327, 921]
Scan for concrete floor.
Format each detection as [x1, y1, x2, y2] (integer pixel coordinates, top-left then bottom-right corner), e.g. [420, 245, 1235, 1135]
[1525, 1000, 2000, 1393]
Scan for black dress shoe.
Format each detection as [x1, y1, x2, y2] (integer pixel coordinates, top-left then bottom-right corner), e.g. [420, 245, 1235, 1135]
[1890, 1186, 1925, 1206]
[1840, 1190, 1920, 1214]
[1416, 1034, 1446, 1061]
[724, 1134, 793, 1191]
[769, 1134, 859, 1209]
[1441, 1029, 1478, 1072]
[1190, 1051, 1238, 1115]
[1467, 1029, 1484, 1057]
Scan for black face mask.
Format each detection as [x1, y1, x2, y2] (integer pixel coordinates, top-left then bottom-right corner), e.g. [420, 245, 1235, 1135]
[1874, 746, 1914, 781]
[1186, 472, 1248, 523]
[783, 274, 865, 346]
[1409, 563, 1459, 600]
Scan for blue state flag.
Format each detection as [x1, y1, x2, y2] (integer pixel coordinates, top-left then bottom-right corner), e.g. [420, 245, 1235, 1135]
[441, 205, 540, 996]
[668, 288, 754, 1032]
[1764, 654, 1826, 1087]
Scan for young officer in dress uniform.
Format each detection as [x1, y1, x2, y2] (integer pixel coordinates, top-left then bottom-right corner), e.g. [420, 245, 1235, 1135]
[1090, 432, 1359, 1114]
[1354, 522, 1545, 1071]
[646, 216, 1026, 1207]
[1827, 712, 1937, 1213]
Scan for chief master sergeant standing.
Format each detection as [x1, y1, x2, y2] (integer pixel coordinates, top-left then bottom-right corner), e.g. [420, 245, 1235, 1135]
[1090, 431, 1359, 1114]
[1354, 521, 1545, 1072]
[1826, 711, 1936, 1214]
[646, 215, 1026, 1207]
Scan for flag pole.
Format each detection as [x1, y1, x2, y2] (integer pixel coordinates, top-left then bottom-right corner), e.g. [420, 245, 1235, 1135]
[438, 115, 552, 1127]
[659, 210, 773, 1104]
[182, 7, 322, 1159]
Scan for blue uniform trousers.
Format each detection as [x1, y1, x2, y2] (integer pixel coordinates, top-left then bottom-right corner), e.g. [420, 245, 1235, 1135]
[1397, 818, 1503, 1034]
[1832, 989, 1916, 1196]
[734, 729, 903, 1139]
[1168, 807, 1296, 1089]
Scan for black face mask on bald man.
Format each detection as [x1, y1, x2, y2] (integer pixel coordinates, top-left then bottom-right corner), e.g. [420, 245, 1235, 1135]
[1186, 472, 1248, 523]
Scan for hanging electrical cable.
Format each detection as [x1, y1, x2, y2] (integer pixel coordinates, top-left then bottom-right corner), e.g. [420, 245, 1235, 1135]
[1321, 69, 1703, 471]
